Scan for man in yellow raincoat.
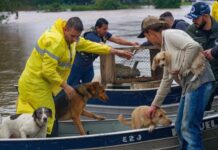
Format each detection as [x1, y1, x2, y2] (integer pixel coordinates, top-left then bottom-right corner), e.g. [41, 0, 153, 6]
[212, 0, 218, 21]
[16, 17, 132, 135]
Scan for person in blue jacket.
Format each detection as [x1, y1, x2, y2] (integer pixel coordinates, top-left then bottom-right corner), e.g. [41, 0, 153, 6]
[159, 11, 190, 31]
[68, 18, 139, 86]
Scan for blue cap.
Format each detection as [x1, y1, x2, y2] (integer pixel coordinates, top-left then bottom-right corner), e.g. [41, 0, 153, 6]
[186, 2, 210, 19]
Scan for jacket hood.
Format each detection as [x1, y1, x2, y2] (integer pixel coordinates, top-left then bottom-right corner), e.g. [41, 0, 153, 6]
[51, 18, 66, 36]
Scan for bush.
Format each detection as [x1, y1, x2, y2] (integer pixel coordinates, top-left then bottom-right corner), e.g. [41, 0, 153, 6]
[48, 2, 62, 12]
[71, 5, 96, 11]
[153, 0, 181, 8]
[37, 2, 62, 12]
[95, 0, 122, 10]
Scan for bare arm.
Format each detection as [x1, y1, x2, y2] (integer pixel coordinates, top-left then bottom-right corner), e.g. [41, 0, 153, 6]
[108, 35, 139, 46]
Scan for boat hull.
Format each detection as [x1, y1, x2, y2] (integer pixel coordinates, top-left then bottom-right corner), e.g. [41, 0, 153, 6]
[0, 113, 218, 150]
[88, 85, 182, 106]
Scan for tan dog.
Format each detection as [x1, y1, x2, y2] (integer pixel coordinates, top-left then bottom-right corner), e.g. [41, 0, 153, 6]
[55, 82, 108, 135]
[118, 106, 172, 132]
[152, 51, 205, 82]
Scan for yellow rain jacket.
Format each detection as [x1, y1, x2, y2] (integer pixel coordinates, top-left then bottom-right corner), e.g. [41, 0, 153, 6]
[16, 18, 110, 134]
[212, 1, 218, 21]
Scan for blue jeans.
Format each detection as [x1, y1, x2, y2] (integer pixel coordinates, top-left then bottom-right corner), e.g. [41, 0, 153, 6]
[175, 82, 214, 150]
[67, 64, 94, 86]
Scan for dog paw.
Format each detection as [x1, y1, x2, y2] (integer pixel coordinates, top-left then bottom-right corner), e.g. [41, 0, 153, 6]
[148, 126, 155, 132]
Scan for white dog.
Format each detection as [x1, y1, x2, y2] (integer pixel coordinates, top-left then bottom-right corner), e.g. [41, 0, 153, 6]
[152, 51, 205, 82]
[0, 107, 52, 138]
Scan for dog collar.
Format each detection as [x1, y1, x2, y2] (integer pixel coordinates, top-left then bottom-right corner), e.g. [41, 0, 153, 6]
[74, 87, 90, 103]
[74, 88, 86, 98]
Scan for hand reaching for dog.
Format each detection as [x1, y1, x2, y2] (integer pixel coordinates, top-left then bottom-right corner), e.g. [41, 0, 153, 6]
[146, 105, 157, 119]
[61, 82, 75, 99]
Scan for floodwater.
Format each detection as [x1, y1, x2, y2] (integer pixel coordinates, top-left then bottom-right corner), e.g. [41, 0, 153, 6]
[0, 5, 192, 116]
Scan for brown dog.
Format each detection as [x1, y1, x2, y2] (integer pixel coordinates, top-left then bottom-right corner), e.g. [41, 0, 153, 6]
[55, 82, 108, 135]
[118, 106, 172, 132]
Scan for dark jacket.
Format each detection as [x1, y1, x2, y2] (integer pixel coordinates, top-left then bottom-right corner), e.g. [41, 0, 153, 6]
[212, 45, 218, 58]
[186, 17, 218, 80]
[172, 19, 190, 31]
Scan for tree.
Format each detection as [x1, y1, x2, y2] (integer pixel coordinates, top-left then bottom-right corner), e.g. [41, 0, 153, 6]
[153, 0, 181, 8]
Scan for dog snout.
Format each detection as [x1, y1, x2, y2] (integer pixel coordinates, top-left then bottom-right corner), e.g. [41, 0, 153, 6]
[43, 117, 48, 122]
[99, 94, 108, 102]
[161, 64, 165, 67]
[103, 95, 109, 101]
[164, 118, 172, 125]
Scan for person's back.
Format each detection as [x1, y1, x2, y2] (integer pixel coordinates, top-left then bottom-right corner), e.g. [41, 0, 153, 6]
[212, 0, 218, 21]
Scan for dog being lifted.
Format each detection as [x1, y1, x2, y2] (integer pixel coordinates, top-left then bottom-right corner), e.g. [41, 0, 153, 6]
[55, 82, 108, 135]
[151, 51, 205, 82]
[118, 106, 172, 132]
[0, 107, 52, 138]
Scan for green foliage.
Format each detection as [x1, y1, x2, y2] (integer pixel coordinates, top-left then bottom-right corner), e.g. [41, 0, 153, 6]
[71, 0, 139, 11]
[39, 2, 62, 12]
[153, 0, 181, 8]
[0, 0, 152, 12]
[121, 0, 151, 5]
[95, 0, 122, 10]
[71, 5, 96, 11]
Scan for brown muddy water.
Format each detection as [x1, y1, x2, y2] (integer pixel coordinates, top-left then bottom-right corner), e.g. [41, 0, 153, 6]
[0, 6, 192, 116]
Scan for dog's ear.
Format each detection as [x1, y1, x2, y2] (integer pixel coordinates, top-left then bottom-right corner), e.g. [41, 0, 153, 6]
[152, 56, 158, 71]
[32, 109, 37, 118]
[87, 82, 100, 95]
[92, 82, 100, 89]
[164, 52, 170, 65]
[47, 108, 52, 118]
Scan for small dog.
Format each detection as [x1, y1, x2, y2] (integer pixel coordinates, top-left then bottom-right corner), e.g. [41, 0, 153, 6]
[152, 51, 205, 82]
[118, 106, 172, 132]
[55, 82, 108, 135]
[0, 107, 52, 138]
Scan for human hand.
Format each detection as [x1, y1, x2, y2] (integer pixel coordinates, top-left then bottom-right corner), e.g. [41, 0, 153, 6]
[110, 48, 133, 60]
[61, 82, 75, 99]
[203, 49, 213, 60]
[146, 105, 157, 119]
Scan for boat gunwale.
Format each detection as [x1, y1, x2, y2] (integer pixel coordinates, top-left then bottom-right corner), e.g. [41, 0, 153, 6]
[105, 84, 179, 92]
